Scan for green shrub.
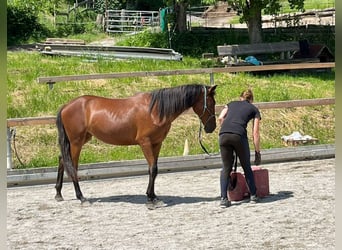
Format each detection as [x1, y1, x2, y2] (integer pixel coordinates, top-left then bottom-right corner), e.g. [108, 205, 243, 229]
[117, 26, 334, 58]
[7, 4, 50, 45]
[117, 30, 169, 48]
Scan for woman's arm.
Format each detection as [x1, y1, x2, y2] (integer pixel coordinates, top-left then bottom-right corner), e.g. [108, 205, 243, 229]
[252, 118, 261, 152]
[252, 117, 261, 165]
[218, 105, 228, 126]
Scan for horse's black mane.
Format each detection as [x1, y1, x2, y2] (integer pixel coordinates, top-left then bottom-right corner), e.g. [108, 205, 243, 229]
[149, 84, 204, 120]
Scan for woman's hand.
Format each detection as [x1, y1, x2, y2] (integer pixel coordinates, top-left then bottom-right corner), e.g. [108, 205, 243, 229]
[254, 151, 261, 165]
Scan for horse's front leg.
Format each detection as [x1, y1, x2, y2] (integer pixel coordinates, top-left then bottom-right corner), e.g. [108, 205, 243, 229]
[140, 140, 164, 208]
[146, 161, 165, 209]
[147, 161, 158, 201]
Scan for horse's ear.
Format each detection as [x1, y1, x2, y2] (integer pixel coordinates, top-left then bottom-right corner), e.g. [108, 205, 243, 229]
[209, 85, 217, 94]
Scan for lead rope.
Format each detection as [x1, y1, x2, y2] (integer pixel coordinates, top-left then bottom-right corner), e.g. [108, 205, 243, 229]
[228, 151, 238, 190]
[12, 128, 25, 167]
[199, 121, 211, 155]
[198, 86, 212, 155]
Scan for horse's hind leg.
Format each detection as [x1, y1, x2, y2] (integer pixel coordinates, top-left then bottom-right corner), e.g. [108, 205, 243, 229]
[55, 155, 64, 201]
[55, 153, 85, 202]
[69, 133, 92, 203]
[70, 144, 87, 202]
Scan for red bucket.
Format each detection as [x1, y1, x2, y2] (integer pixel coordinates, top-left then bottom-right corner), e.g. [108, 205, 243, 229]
[228, 166, 269, 201]
[228, 172, 249, 201]
[252, 166, 270, 198]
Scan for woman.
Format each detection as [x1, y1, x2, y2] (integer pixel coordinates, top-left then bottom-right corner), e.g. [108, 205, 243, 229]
[218, 89, 261, 208]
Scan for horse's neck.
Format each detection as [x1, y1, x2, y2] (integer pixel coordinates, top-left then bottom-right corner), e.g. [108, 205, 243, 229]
[151, 109, 186, 127]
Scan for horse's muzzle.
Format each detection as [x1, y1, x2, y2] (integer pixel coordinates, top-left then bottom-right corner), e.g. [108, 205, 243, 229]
[204, 123, 216, 133]
[203, 114, 216, 133]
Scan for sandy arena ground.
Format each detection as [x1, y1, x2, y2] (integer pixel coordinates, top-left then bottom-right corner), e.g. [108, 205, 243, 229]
[7, 158, 335, 249]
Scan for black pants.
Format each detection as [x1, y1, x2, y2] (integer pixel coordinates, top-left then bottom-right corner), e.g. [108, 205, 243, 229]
[219, 133, 257, 199]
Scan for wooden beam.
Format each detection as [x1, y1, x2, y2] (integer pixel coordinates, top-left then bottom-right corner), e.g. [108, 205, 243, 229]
[37, 62, 335, 84]
[7, 98, 335, 127]
[254, 98, 335, 109]
[7, 116, 56, 127]
[7, 144, 335, 187]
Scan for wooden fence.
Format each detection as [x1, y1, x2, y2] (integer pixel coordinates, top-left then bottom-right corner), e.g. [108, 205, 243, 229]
[7, 62, 335, 169]
[6, 98, 335, 170]
[6, 98, 335, 128]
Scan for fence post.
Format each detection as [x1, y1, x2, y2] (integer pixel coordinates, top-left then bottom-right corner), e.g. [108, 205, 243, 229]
[7, 127, 13, 170]
[209, 72, 214, 85]
[48, 82, 55, 90]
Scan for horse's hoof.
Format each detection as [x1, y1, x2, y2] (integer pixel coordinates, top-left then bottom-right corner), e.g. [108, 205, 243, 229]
[81, 199, 91, 206]
[55, 195, 64, 202]
[145, 198, 166, 210]
[80, 197, 87, 203]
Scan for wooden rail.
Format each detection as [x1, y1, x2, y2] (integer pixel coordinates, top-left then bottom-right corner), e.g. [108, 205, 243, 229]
[37, 62, 335, 87]
[253, 98, 335, 109]
[7, 116, 56, 127]
[7, 98, 335, 127]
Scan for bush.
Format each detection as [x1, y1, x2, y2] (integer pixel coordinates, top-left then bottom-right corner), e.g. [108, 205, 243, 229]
[117, 30, 169, 48]
[7, 4, 50, 45]
[117, 28, 250, 57]
[117, 26, 335, 58]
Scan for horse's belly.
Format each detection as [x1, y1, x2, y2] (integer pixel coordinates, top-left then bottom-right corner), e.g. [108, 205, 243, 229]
[90, 126, 137, 146]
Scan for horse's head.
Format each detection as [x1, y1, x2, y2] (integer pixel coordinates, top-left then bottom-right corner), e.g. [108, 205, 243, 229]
[193, 85, 217, 133]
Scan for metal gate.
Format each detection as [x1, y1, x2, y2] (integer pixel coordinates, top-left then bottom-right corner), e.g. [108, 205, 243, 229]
[105, 9, 160, 33]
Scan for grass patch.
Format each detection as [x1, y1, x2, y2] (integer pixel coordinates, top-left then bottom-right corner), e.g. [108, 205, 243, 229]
[279, 0, 335, 13]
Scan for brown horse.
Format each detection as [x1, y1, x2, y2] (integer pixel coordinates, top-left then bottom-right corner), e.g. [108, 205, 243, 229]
[55, 83, 217, 207]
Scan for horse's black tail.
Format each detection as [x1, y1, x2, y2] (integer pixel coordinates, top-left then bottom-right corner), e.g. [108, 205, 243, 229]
[56, 109, 77, 181]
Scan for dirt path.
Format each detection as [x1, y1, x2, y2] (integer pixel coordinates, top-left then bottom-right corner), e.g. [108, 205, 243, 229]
[7, 158, 335, 249]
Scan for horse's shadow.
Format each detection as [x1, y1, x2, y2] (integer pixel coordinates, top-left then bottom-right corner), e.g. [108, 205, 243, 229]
[87, 195, 217, 206]
[86, 190, 293, 207]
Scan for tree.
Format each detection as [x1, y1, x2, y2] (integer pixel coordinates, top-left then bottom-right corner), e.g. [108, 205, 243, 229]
[167, 0, 305, 43]
[173, 1, 189, 32]
[7, 0, 60, 45]
[164, 0, 208, 32]
[163, 1, 188, 32]
[227, 0, 305, 43]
